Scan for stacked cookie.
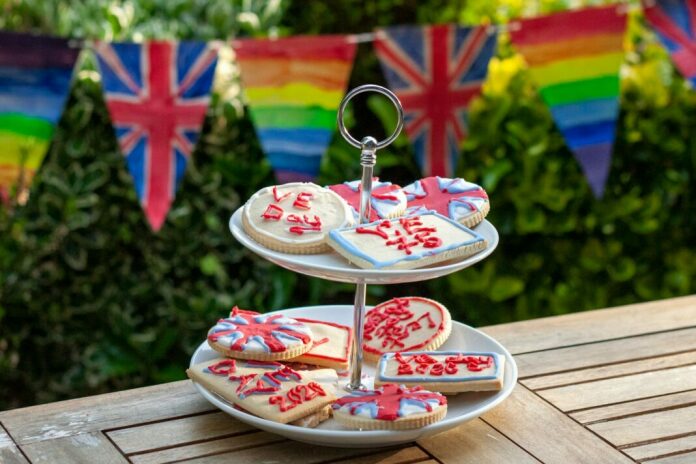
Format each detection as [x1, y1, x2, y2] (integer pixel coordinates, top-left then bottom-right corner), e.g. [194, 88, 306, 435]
[187, 306, 353, 426]
[240, 177, 490, 270]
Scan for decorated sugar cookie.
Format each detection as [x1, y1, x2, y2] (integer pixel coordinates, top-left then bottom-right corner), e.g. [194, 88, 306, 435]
[403, 176, 489, 228]
[242, 182, 353, 254]
[375, 351, 505, 393]
[291, 318, 352, 370]
[207, 306, 314, 361]
[362, 297, 452, 363]
[327, 211, 487, 270]
[332, 384, 447, 430]
[328, 178, 407, 221]
[186, 363, 338, 424]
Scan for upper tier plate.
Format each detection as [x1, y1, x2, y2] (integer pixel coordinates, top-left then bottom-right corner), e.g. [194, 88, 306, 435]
[229, 207, 499, 284]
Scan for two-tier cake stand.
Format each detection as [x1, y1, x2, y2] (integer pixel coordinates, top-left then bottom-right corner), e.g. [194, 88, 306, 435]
[190, 85, 518, 447]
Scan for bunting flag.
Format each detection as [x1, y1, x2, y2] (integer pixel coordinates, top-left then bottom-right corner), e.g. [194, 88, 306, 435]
[510, 6, 627, 198]
[95, 41, 217, 231]
[0, 32, 79, 200]
[233, 36, 356, 183]
[374, 25, 497, 178]
[644, 0, 696, 87]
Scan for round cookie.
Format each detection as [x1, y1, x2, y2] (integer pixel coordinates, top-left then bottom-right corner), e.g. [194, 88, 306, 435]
[207, 306, 314, 361]
[242, 182, 353, 254]
[403, 176, 489, 228]
[328, 178, 407, 222]
[332, 384, 447, 430]
[363, 297, 452, 363]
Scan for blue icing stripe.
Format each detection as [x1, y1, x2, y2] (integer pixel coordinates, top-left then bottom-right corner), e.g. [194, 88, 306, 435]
[271, 331, 302, 344]
[328, 211, 485, 269]
[378, 351, 501, 383]
[398, 398, 435, 417]
[244, 335, 270, 352]
[217, 331, 244, 347]
[227, 315, 248, 325]
[351, 402, 380, 419]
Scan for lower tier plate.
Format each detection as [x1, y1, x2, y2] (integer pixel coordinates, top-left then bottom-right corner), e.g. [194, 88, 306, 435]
[189, 305, 517, 448]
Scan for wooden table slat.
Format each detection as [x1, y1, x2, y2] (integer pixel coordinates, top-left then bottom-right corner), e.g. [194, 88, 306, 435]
[482, 384, 633, 463]
[623, 434, 696, 461]
[483, 295, 696, 354]
[569, 389, 696, 425]
[644, 450, 696, 464]
[106, 411, 253, 455]
[0, 424, 29, 464]
[20, 433, 128, 464]
[418, 418, 540, 464]
[128, 431, 284, 464]
[589, 404, 696, 447]
[522, 351, 696, 391]
[515, 327, 696, 378]
[536, 364, 696, 412]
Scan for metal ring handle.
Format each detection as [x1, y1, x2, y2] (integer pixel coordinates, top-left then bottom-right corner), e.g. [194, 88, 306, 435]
[337, 84, 404, 149]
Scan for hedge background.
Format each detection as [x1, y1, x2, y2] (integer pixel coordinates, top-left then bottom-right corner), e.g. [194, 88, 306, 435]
[0, 0, 694, 410]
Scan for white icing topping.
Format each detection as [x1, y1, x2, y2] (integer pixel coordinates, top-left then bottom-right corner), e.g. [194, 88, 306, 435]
[243, 182, 353, 245]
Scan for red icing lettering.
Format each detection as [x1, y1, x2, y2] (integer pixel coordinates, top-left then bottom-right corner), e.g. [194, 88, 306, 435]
[287, 214, 322, 235]
[269, 381, 326, 412]
[394, 353, 494, 376]
[261, 204, 283, 220]
[286, 214, 302, 223]
[272, 186, 292, 203]
[293, 192, 313, 210]
[207, 359, 236, 376]
[313, 337, 329, 347]
[353, 216, 442, 256]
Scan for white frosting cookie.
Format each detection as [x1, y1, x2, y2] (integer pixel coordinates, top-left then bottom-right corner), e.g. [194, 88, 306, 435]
[242, 182, 353, 254]
[375, 351, 505, 393]
[327, 211, 487, 270]
[186, 363, 337, 424]
[362, 297, 451, 363]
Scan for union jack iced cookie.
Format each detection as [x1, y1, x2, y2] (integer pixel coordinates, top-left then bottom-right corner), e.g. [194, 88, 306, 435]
[207, 306, 314, 361]
[328, 178, 407, 221]
[403, 176, 489, 228]
[332, 384, 447, 430]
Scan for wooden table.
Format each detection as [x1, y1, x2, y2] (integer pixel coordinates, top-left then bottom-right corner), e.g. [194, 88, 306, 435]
[2, 295, 695, 464]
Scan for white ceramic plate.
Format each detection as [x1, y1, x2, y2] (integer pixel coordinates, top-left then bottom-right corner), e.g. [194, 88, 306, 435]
[189, 305, 517, 448]
[228, 208, 499, 284]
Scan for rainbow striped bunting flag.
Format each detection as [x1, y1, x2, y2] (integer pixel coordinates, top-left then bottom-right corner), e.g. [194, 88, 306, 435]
[233, 36, 356, 183]
[644, 0, 696, 87]
[0, 32, 79, 201]
[510, 5, 627, 198]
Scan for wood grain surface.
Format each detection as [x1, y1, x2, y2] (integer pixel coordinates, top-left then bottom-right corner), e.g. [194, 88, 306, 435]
[1, 294, 694, 463]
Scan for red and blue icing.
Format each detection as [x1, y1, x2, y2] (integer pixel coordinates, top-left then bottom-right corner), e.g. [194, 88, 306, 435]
[207, 306, 313, 353]
[403, 176, 488, 224]
[332, 384, 446, 421]
[377, 351, 500, 383]
[328, 179, 406, 221]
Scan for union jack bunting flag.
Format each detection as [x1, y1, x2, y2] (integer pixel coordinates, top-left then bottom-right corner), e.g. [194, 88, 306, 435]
[644, 0, 696, 87]
[95, 41, 217, 231]
[374, 25, 497, 177]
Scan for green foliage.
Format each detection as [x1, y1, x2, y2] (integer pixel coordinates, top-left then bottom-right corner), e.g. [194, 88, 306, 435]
[1, 0, 695, 410]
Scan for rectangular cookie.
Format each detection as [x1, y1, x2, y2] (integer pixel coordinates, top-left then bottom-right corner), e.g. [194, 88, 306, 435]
[187, 361, 337, 423]
[290, 318, 352, 370]
[327, 211, 487, 270]
[375, 351, 505, 393]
